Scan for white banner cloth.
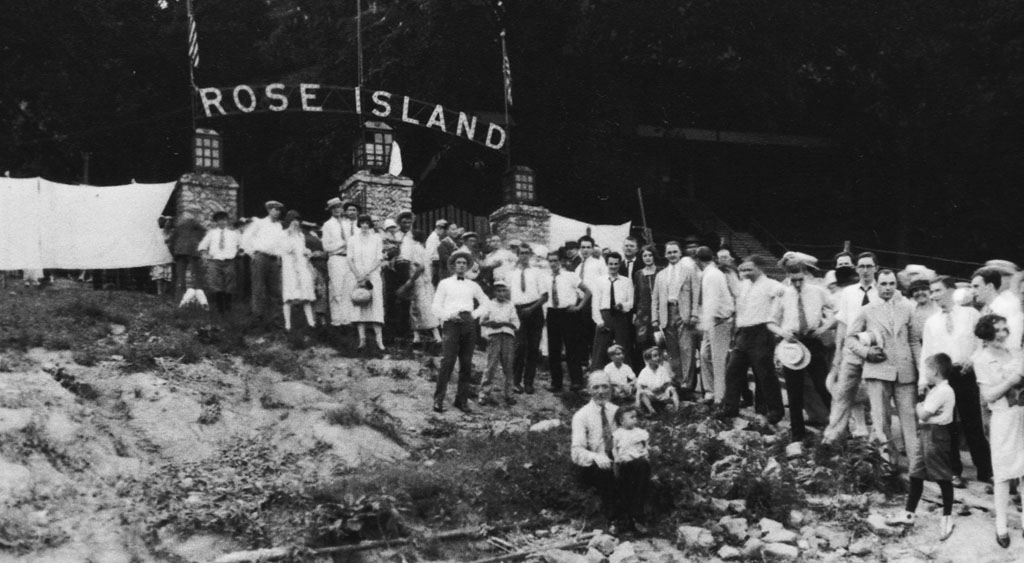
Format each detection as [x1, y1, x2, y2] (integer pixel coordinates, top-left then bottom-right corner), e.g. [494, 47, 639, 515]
[548, 213, 632, 253]
[0, 178, 174, 270]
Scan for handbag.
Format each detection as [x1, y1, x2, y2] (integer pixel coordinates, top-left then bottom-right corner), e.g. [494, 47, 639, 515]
[351, 280, 373, 306]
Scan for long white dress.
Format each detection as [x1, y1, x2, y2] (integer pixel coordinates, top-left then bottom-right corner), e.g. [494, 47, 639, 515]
[973, 346, 1024, 482]
[409, 243, 439, 331]
[322, 217, 357, 325]
[348, 231, 385, 324]
[278, 231, 316, 303]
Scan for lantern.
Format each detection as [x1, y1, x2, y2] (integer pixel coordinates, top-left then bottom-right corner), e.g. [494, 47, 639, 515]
[353, 121, 393, 172]
[193, 128, 223, 172]
[502, 165, 536, 204]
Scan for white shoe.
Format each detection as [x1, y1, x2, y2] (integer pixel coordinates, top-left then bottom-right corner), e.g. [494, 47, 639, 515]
[940, 516, 954, 541]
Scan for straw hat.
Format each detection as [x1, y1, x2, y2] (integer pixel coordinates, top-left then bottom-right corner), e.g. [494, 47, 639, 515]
[775, 340, 812, 370]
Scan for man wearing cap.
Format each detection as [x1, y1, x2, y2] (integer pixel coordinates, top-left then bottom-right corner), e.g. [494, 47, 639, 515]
[507, 244, 549, 394]
[432, 252, 490, 413]
[590, 252, 634, 369]
[844, 268, 921, 462]
[719, 255, 786, 422]
[425, 219, 449, 284]
[920, 276, 991, 486]
[571, 370, 618, 523]
[196, 211, 241, 315]
[242, 200, 286, 325]
[457, 231, 483, 281]
[696, 246, 735, 404]
[547, 250, 590, 392]
[322, 199, 358, 327]
[652, 241, 701, 393]
[436, 223, 460, 280]
[769, 263, 835, 441]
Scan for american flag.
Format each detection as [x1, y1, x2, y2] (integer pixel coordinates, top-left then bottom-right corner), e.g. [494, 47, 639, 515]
[501, 29, 513, 108]
[187, 0, 200, 69]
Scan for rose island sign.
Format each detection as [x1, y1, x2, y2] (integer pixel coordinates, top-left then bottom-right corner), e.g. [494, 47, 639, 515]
[195, 84, 508, 151]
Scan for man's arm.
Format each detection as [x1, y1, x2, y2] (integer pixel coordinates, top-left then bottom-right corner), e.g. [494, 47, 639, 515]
[432, 280, 448, 321]
[592, 281, 604, 326]
[651, 274, 663, 327]
[844, 311, 871, 360]
[907, 304, 922, 370]
[471, 282, 492, 318]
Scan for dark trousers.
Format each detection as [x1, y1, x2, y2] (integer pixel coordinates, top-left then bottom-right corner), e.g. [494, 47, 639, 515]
[250, 252, 281, 321]
[547, 308, 585, 389]
[513, 303, 545, 388]
[617, 458, 651, 524]
[723, 324, 784, 419]
[948, 365, 993, 481]
[385, 261, 412, 338]
[580, 309, 596, 369]
[435, 316, 477, 405]
[782, 337, 831, 440]
[173, 254, 203, 301]
[591, 311, 633, 369]
[577, 464, 616, 520]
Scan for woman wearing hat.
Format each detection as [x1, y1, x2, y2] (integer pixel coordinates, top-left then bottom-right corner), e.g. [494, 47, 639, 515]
[276, 211, 316, 331]
[348, 214, 386, 350]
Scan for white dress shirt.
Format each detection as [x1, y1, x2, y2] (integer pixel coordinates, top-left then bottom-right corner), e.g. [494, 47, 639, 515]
[990, 290, 1024, 350]
[484, 248, 517, 283]
[321, 218, 349, 257]
[549, 270, 583, 309]
[425, 231, 442, 261]
[776, 283, 833, 335]
[604, 362, 636, 388]
[735, 276, 784, 328]
[432, 275, 490, 321]
[700, 264, 735, 329]
[577, 256, 609, 287]
[506, 266, 548, 305]
[591, 275, 634, 325]
[571, 400, 618, 466]
[242, 216, 285, 255]
[920, 306, 980, 373]
[836, 282, 878, 327]
[196, 228, 241, 260]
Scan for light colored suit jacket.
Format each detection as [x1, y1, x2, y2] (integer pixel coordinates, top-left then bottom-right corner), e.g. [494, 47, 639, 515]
[652, 261, 700, 328]
[845, 297, 920, 384]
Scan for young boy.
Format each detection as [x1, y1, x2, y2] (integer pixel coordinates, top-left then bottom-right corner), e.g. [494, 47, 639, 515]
[636, 347, 679, 414]
[478, 280, 520, 407]
[196, 211, 241, 315]
[886, 352, 956, 541]
[613, 405, 651, 534]
[604, 344, 637, 401]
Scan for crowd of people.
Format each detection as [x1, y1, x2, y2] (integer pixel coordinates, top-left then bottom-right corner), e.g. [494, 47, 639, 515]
[103, 197, 1024, 544]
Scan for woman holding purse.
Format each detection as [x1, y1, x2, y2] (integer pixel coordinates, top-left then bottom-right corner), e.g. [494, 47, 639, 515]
[347, 214, 385, 351]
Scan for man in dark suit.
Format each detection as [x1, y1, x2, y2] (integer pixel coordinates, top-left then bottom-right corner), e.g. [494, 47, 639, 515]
[619, 236, 641, 280]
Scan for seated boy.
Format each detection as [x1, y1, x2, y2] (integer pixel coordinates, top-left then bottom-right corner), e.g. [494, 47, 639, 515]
[636, 347, 679, 414]
[604, 344, 636, 401]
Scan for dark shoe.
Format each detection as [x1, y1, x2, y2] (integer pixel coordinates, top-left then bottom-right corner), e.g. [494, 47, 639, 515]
[767, 412, 784, 425]
[715, 408, 740, 420]
[951, 475, 966, 489]
[513, 385, 525, 394]
[453, 401, 473, 414]
[997, 532, 1010, 548]
[432, 401, 445, 413]
[505, 397, 517, 407]
[479, 397, 498, 407]
[525, 386, 535, 395]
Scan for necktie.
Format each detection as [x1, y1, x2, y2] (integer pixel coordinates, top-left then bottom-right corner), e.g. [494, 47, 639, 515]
[457, 276, 465, 281]
[861, 286, 870, 306]
[520, 268, 527, 293]
[797, 290, 808, 334]
[551, 274, 559, 307]
[601, 404, 613, 458]
[218, 229, 225, 251]
[609, 277, 617, 309]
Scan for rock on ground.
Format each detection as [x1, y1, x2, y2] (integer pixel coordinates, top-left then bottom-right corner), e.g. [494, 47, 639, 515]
[762, 542, 800, 560]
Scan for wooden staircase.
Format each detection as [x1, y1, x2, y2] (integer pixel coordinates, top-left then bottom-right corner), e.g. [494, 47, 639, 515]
[680, 198, 788, 280]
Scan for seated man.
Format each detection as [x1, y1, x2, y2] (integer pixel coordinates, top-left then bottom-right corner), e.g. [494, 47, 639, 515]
[571, 371, 618, 524]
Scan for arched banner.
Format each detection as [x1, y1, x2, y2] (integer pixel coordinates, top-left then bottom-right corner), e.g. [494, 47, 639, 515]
[194, 84, 507, 151]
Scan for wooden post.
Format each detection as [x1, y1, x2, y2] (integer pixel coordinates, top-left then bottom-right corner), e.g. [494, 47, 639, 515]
[843, 240, 851, 253]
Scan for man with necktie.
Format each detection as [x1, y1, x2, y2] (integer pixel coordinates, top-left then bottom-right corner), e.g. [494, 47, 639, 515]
[321, 199, 358, 328]
[590, 253, 634, 369]
[571, 371, 618, 526]
[651, 241, 700, 393]
[507, 244, 549, 394]
[196, 211, 241, 315]
[547, 250, 591, 392]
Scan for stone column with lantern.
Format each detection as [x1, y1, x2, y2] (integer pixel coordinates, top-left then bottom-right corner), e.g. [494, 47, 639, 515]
[488, 165, 551, 247]
[338, 121, 414, 222]
[176, 128, 239, 225]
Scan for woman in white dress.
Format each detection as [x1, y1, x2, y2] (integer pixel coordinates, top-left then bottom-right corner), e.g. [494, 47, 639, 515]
[347, 214, 385, 350]
[972, 313, 1024, 547]
[277, 211, 316, 331]
[402, 232, 440, 346]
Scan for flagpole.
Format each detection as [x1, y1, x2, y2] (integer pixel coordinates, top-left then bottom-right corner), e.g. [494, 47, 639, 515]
[187, 0, 199, 129]
[500, 28, 512, 172]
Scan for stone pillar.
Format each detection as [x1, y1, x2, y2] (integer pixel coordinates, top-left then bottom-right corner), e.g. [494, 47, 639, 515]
[339, 170, 414, 222]
[489, 203, 551, 247]
[175, 172, 239, 227]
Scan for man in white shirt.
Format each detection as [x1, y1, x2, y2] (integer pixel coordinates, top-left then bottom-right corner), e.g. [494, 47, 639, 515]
[321, 199, 358, 327]
[973, 266, 1023, 350]
[482, 234, 517, 288]
[506, 244, 549, 394]
[431, 252, 490, 413]
[424, 219, 448, 284]
[571, 371, 618, 523]
[719, 255, 786, 422]
[547, 250, 590, 392]
[921, 276, 991, 485]
[769, 263, 834, 440]
[697, 246, 735, 404]
[576, 235, 607, 362]
[197, 211, 241, 315]
[652, 241, 700, 393]
[590, 253, 634, 369]
[242, 200, 285, 325]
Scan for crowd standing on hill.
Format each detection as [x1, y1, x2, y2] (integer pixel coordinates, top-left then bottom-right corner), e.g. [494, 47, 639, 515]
[38, 198, 1024, 544]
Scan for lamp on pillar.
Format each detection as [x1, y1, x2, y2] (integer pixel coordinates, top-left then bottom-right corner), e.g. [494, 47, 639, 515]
[193, 128, 223, 172]
[502, 165, 536, 204]
[353, 121, 393, 172]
